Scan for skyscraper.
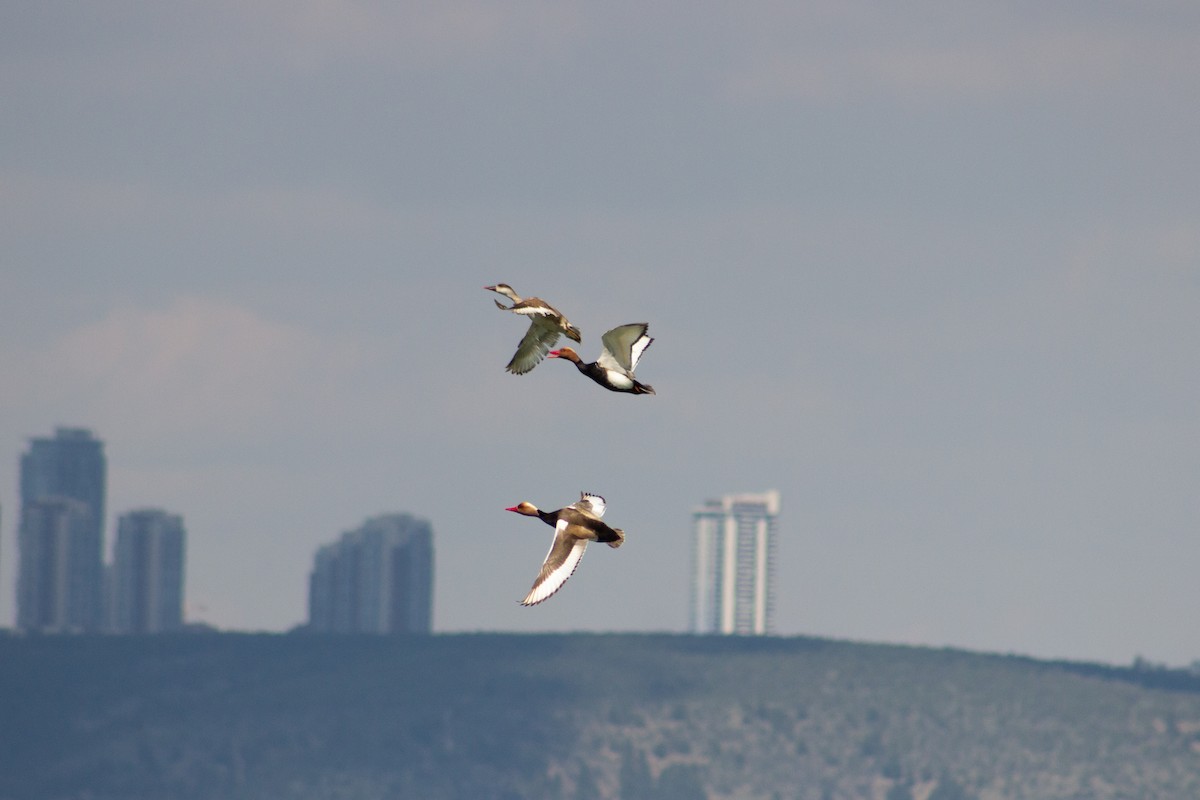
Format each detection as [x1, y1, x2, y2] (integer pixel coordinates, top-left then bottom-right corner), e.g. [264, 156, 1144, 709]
[20, 428, 106, 529]
[110, 509, 186, 633]
[17, 428, 107, 633]
[308, 514, 434, 634]
[17, 497, 99, 632]
[690, 490, 780, 635]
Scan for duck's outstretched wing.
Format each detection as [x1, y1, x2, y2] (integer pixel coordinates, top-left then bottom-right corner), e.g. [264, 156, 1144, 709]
[520, 524, 589, 606]
[506, 315, 563, 374]
[598, 323, 653, 373]
[571, 492, 607, 519]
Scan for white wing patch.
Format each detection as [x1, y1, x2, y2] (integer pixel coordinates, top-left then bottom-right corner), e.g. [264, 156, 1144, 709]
[512, 304, 560, 318]
[594, 349, 624, 375]
[627, 330, 653, 370]
[599, 324, 653, 373]
[574, 492, 607, 518]
[521, 527, 589, 606]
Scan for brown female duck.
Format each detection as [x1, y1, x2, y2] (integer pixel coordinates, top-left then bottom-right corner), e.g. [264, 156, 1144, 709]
[485, 283, 583, 375]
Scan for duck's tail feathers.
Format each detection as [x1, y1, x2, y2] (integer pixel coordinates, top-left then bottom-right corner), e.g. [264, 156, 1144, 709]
[607, 528, 625, 548]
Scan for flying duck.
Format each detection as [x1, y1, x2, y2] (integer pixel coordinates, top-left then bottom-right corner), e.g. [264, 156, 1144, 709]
[549, 323, 655, 395]
[506, 492, 625, 606]
[485, 284, 583, 375]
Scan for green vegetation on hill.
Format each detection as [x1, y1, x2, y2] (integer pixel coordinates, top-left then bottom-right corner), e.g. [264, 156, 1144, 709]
[1, 633, 1198, 800]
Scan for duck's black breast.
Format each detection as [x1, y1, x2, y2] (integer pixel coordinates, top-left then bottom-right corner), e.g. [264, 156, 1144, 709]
[580, 361, 622, 390]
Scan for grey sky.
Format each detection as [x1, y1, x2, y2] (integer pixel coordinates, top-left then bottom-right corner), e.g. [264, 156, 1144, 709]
[2, 2, 1197, 665]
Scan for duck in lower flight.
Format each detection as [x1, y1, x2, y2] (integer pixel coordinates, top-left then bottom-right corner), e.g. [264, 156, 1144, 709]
[485, 283, 583, 375]
[505, 492, 625, 606]
[549, 322, 655, 395]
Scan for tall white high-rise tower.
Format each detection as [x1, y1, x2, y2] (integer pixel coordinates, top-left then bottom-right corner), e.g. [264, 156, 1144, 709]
[690, 490, 780, 635]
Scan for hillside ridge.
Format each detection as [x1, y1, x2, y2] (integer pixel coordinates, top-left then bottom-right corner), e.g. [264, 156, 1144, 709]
[2, 632, 1199, 800]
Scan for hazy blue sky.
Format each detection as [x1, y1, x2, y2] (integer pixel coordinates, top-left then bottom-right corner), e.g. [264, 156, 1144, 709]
[2, 3, 1197, 665]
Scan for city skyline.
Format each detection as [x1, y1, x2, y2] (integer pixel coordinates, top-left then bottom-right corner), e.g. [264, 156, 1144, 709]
[9, 429, 801, 639]
[2, 4, 1198, 665]
[13, 427, 191, 635]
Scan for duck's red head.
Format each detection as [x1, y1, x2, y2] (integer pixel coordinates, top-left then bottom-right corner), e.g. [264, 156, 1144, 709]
[548, 347, 580, 362]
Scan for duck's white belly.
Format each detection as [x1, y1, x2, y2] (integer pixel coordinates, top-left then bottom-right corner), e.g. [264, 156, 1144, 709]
[604, 371, 634, 389]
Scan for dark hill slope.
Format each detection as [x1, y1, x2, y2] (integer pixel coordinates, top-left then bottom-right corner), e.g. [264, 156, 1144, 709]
[1, 634, 1198, 800]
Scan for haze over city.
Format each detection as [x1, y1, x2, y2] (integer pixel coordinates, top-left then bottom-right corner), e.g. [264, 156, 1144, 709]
[2, 3, 1197, 666]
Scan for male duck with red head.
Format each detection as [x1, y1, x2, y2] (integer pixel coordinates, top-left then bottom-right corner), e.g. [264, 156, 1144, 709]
[549, 322, 655, 395]
[505, 492, 625, 606]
